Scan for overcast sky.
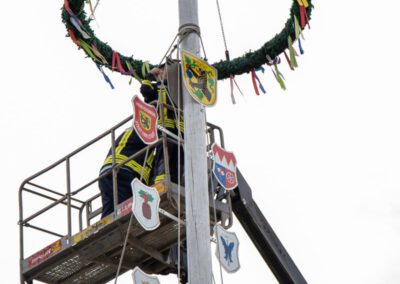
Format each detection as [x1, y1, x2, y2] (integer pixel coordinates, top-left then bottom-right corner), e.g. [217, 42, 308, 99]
[2, 0, 400, 283]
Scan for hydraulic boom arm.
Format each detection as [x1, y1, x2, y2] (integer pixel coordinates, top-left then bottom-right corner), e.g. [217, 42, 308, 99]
[231, 169, 307, 284]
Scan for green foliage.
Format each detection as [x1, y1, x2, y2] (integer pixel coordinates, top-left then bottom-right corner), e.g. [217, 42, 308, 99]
[62, 0, 313, 80]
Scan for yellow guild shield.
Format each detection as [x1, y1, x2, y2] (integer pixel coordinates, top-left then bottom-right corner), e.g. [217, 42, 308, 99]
[180, 49, 217, 106]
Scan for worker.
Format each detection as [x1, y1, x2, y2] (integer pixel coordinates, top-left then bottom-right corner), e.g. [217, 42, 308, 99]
[99, 63, 183, 218]
[140, 63, 184, 187]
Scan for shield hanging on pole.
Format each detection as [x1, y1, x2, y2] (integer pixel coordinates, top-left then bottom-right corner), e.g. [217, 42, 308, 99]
[215, 224, 240, 273]
[212, 143, 238, 190]
[131, 178, 161, 231]
[180, 49, 217, 107]
[131, 266, 160, 284]
[132, 95, 158, 144]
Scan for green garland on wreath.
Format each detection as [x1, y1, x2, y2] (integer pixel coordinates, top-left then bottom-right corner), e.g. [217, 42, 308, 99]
[61, 0, 313, 81]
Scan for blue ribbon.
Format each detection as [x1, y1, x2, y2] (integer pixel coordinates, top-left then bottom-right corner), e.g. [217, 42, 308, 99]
[255, 67, 267, 94]
[298, 38, 304, 55]
[96, 63, 114, 89]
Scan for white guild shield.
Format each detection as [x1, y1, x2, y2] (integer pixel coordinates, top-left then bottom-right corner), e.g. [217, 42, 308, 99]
[215, 224, 240, 273]
[131, 178, 161, 231]
[131, 266, 160, 284]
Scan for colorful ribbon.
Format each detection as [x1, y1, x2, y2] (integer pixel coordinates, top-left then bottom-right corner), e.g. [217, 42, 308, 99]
[288, 36, 298, 68]
[298, 38, 304, 55]
[96, 63, 114, 89]
[91, 45, 108, 65]
[79, 40, 98, 62]
[266, 55, 286, 90]
[230, 75, 236, 104]
[88, 0, 96, 19]
[112, 51, 128, 74]
[68, 29, 80, 46]
[69, 15, 90, 39]
[297, 0, 310, 29]
[251, 69, 260, 96]
[126, 61, 143, 84]
[141, 61, 150, 78]
[283, 50, 294, 71]
[253, 67, 266, 94]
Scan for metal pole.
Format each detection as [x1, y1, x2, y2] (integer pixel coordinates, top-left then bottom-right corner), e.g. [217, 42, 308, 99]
[19, 187, 25, 284]
[179, 1, 213, 283]
[66, 158, 72, 243]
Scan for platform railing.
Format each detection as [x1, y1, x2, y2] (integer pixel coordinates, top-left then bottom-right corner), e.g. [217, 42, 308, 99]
[18, 101, 228, 283]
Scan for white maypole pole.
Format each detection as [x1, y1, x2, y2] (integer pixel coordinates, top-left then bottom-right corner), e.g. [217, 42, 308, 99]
[178, 0, 213, 283]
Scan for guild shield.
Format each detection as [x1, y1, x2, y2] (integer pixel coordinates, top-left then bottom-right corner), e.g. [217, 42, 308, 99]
[215, 224, 240, 273]
[132, 95, 158, 144]
[131, 266, 160, 284]
[212, 143, 238, 190]
[131, 178, 160, 231]
[180, 49, 217, 107]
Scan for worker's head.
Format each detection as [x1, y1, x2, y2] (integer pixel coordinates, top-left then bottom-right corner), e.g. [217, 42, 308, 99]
[150, 64, 166, 82]
[158, 63, 166, 81]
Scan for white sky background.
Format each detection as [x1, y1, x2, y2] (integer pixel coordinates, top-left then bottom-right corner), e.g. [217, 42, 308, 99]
[1, 0, 400, 283]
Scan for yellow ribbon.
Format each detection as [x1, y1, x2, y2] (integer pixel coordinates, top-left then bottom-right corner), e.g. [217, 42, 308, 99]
[288, 36, 298, 68]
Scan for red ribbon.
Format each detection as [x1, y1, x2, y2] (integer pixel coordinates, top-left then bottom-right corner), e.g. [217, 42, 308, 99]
[299, 6, 306, 29]
[64, 0, 72, 14]
[299, 6, 310, 29]
[251, 69, 260, 96]
[112, 51, 127, 74]
[283, 51, 294, 71]
[68, 29, 80, 46]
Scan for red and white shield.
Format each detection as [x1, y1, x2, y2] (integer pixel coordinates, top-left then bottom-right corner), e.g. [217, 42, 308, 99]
[212, 143, 238, 190]
[132, 95, 158, 144]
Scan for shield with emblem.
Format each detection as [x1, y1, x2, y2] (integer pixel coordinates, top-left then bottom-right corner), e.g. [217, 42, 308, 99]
[132, 95, 158, 144]
[131, 178, 161, 231]
[132, 266, 160, 284]
[215, 224, 240, 273]
[212, 143, 238, 190]
[180, 49, 217, 107]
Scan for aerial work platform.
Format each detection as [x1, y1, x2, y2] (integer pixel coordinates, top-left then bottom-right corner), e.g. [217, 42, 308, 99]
[21, 181, 230, 283]
[19, 114, 233, 283]
[19, 112, 306, 284]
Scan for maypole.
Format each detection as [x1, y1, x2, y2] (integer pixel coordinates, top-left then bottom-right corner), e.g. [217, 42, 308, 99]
[178, 0, 213, 283]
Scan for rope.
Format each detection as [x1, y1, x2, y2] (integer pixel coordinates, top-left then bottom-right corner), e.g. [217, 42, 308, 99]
[93, 0, 101, 13]
[154, 47, 185, 283]
[215, 0, 228, 53]
[158, 33, 180, 66]
[209, 144, 225, 284]
[114, 148, 150, 283]
[176, 43, 183, 284]
[178, 24, 208, 61]
[203, 106, 224, 283]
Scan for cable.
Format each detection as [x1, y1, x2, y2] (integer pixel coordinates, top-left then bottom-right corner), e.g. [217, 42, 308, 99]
[215, 0, 229, 53]
[158, 33, 180, 66]
[114, 148, 150, 283]
[176, 43, 183, 284]
[208, 140, 225, 284]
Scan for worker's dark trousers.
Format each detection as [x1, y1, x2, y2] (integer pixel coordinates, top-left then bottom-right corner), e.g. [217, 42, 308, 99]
[99, 169, 139, 218]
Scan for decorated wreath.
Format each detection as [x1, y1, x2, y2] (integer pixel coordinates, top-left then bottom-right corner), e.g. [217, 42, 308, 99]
[61, 0, 313, 90]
